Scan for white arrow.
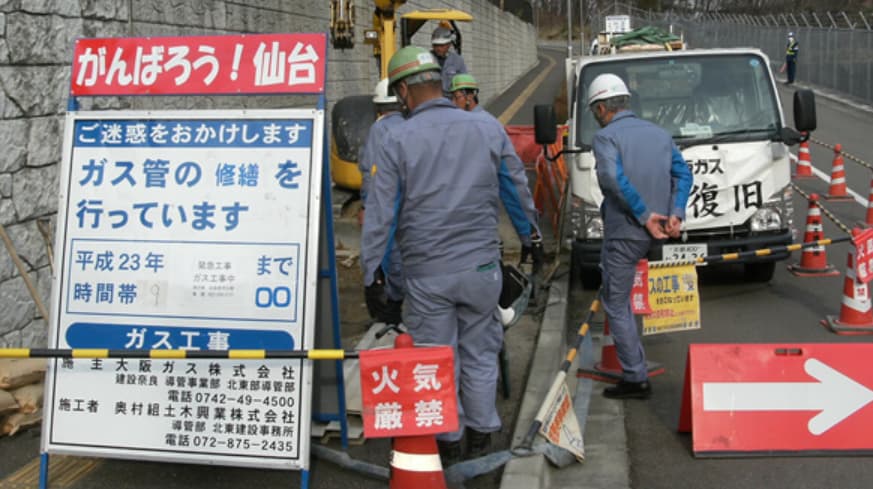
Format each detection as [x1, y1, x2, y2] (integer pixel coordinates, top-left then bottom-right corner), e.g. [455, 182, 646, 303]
[702, 358, 873, 435]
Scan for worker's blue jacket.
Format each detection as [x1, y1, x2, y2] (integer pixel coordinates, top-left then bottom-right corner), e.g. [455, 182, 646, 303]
[434, 50, 468, 96]
[358, 111, 404, 204]
[592, 110, 693, 241]
[471, 105, 540, 244]
[361, 98, 514, 283]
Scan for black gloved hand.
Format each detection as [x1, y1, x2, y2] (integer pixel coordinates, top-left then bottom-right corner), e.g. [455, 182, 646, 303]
[364, 268, 403, 324]
[364, 268, 389, 321]
[521, 234, 545, 275]
[384, 298, 403, 325]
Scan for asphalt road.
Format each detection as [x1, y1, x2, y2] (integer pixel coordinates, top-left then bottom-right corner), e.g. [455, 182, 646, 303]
[570, 82, 873, 489]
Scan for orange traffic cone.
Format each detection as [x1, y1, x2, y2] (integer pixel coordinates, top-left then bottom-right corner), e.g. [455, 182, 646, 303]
[389, 334, 447, 489]
[825, 144, 854, 201]
[794, 135, 813, 179]
[821, 248, 873, 335]
[576, 318, 664, 383]
[787, 193, 839, 277]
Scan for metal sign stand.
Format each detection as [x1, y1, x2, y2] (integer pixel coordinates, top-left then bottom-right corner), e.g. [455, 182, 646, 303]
[38, 33, 347, 489]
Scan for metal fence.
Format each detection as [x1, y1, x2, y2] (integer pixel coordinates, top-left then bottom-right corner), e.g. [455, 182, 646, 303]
[581, 1, 873, 106]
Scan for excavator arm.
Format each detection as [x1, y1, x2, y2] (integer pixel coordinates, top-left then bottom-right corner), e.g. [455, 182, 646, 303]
[330, 1, 408, 76]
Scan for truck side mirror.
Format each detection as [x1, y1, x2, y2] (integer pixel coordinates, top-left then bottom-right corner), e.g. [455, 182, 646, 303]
[534, 104, 557, 145]
[793, 89, 817, 133]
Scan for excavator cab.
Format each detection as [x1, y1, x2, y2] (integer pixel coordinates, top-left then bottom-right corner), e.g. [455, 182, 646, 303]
[329, 3, 472, 191]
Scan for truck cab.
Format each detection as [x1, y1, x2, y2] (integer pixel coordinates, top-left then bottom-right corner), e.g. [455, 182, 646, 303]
[554, 48, 815, 288]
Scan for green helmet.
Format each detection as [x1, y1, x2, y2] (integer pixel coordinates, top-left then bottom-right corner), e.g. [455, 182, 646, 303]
[387, 46, 441, 86]
[450, 73, 478, 92]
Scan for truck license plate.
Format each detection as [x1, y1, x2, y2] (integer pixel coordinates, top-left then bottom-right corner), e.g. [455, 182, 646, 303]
[663, 243, 708, 263]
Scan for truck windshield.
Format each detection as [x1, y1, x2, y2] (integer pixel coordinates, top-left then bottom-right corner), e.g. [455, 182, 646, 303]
[577, 53, 780, 147]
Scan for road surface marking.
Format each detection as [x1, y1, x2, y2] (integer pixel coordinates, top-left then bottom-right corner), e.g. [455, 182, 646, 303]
[792, 152, 866, 206]
[497, 51, 558, 125]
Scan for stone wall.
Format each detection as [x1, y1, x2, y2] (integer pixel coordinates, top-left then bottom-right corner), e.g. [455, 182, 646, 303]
[0, 1, 537, 347]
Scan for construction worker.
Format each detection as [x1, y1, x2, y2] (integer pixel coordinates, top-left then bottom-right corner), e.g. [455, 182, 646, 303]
[587, 73, 692, 399]
[431, 25, 467, 97]
[361, 46, 525, 464]
[785, 32, 799, 85]
[449, 73, 544, 275]
[358, 78, 404, 323]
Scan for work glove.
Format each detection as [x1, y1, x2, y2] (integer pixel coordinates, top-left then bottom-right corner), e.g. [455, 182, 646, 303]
[364, 268, 403, 324]
[521, 234, 545, 275]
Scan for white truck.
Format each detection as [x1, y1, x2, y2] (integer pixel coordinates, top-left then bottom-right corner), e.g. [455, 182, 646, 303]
[535, 47, 817, 288]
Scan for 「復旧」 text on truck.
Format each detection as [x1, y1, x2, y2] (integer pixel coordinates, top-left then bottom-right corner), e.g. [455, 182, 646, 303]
[535, 47, 817, 288]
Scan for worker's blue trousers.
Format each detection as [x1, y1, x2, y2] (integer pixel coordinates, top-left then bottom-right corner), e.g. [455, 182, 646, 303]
[600, 238, 651, 383]
[403, 263, 503, 442]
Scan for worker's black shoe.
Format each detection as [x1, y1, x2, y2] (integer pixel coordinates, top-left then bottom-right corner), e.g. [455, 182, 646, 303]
[437, 439, 462, 466]
[465, 428, 492, 459]
[603, 380, 651, 400]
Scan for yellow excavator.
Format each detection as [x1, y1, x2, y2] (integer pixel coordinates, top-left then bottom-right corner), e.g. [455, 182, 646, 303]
[329, 0, 472, 190]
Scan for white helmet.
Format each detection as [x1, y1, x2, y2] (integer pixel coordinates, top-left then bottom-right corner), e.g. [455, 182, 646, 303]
[431, 26, 454, 45]
[372, 78, 397, 104]
[587, 73, 631, 106]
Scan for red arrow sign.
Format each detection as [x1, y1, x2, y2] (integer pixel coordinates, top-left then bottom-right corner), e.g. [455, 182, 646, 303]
[680, 344, 873, 456]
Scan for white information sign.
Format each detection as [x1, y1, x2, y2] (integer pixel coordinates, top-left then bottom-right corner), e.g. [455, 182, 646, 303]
[605, 15, 632, 34]
[42, 110, 324, 470]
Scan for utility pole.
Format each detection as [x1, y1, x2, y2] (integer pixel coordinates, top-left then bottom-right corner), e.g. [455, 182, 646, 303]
[580, 0, 586, 56]
[567, 0, 573, 58]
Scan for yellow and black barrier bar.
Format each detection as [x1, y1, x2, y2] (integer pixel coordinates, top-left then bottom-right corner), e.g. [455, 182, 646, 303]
[701, 236, 852, 264]
[649, 236, 854, 269]
[513, 291, 600, 455]
[0, 348, 359, 360]
[811, 137, 873, 172]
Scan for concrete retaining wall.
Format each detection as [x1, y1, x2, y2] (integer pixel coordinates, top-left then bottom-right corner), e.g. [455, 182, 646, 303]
[0, 1, 537, 347]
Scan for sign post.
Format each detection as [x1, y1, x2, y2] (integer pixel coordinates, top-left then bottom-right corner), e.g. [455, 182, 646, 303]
[42, 33, 335, 488]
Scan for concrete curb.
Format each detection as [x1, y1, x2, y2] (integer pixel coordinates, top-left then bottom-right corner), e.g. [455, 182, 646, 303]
[499, 274, 569, 489]
[499, 273, 632, 489]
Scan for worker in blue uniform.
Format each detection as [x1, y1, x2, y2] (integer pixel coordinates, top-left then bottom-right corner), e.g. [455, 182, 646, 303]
[450, 73, 544, 274]
[361, 46, 532, 464]
[431, 26, 468, 97]
[785, 32, 799, 85]
[588, 73, 693, 399]
[358, 78, 405, 322]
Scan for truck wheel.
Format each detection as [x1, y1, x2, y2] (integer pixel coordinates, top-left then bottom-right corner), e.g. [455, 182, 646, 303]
[580, 268, 602, 290]
[744, 262, 775, 283]
[571, 246, 602, 290]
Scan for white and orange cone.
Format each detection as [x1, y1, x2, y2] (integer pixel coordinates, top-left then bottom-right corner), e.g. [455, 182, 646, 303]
[389, 335, 447, 489]
[821, 248, 873, 335]
[794, 135, 813, 179]
[576, 318, 664, 383]
[825, 144, 854, 201]
[787, 193, 839, 277]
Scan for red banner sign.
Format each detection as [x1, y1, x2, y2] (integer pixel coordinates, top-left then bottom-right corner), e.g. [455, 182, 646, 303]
[853, 227, 873, 284]
[631, 259, 651, 314]
[680, 344, 873, 456]
[359, 346, 458, 438]
[71, 33, 326, 96]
